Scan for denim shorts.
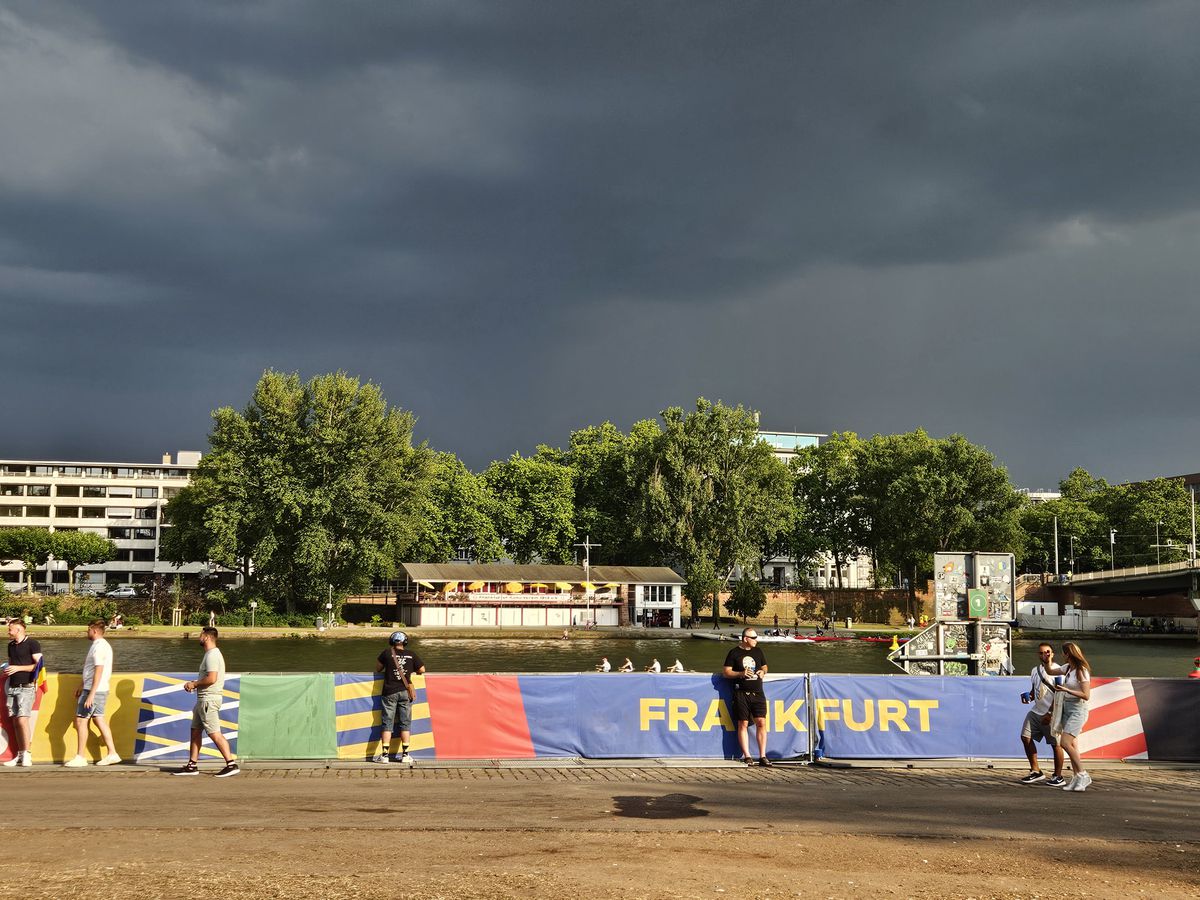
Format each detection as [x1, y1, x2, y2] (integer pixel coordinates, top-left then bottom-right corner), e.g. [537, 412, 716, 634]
[1060, 697, 1089, 737]
[75, 691, 109, 718]
[192, 694, 224, 733]
[380, 691, 412, 732]
[5, 684, 35, 718]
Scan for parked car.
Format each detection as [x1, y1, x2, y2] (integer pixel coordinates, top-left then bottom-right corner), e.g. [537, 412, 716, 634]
[105, 586, 140, 599]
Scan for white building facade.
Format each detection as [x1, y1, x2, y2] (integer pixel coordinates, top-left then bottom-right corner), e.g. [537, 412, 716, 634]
[0, 452, 204, 592]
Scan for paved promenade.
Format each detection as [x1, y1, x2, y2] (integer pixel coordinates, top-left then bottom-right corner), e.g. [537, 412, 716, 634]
[1, 760, 1197, 898]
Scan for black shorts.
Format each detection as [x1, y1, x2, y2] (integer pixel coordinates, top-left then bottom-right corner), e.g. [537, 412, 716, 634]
[732, 690, 767, 721]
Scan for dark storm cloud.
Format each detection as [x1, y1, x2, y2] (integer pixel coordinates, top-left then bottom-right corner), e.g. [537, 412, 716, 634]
[2, 1, 1199, 486]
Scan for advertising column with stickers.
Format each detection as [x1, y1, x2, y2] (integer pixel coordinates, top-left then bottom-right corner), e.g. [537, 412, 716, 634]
[891, 551, 1015, 676]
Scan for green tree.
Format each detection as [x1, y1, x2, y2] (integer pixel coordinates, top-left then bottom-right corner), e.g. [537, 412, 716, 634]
[483, 452, 575, 563]
[792, 433, 867, 588]
[640, 399, 792, 627]
[858, 430, 1024, 606]
[408, 452, 503, 563]
[0, 528, 53, 594]
[162, 370, 434, 614]
[682, 555, 720, 624]
[725, 574, 767, 623]
[51, 531, 117, 592]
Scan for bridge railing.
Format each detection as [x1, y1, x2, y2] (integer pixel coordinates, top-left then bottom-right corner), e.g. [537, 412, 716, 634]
[1068, 559, 1197, 583]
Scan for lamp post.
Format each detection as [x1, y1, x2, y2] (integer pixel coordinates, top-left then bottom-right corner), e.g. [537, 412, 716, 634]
[250, 600, 257, 629]
[1156, 520, 1163, 566]
[1110, 529, 1117, 573]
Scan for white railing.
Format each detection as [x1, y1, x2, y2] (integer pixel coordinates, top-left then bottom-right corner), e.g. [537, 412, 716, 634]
[1068, 559, 1197, 583]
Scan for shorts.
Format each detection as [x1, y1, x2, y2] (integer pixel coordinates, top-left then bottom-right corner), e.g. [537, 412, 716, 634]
[380, 691, 412, 732]
[192, 694, 224, 733]
[1060, 698, 1089, 737]
[731, 690, 767, 722]
[75, 691, 109, 718]
[1020, 709, 1057, 746]
[5, 684, 35, 718]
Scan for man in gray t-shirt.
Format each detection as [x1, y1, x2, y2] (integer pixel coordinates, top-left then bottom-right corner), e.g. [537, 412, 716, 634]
[173, 627, 239, 777]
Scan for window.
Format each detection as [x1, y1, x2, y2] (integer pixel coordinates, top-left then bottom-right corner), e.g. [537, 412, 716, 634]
[83, 467, 107, 478]
[28, 485, 51, 497]
[108, 527, 131, 540]
[107, 507, 134, 519]
[165, 468, 188, 478]
[60, 466, 82, 476]
[137, 507, 156, 519]
[24, 506, 49, 517]
[0, 466, 27, 476]
[82, 486, 106, 498]
[644, 585, 672, 603]
[56, 507, 79, 518]
[136, 487, 158, 498]
[55, 485, 80, 497]
[0, 485, 23, 497]
[138, 468, 158, 478]
[164, 487, 182, 499]
[81, 507, 104, 519]
[0, 507, 22, 518]
[115, 468, 137, 478]
[131, 549, 156, 562]
[134, 528, 155, 540]
[108, 486, 134, 498]
[32, 466, 54, 476]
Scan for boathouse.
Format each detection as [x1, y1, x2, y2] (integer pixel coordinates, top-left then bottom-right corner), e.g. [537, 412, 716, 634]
[397, 563, 685, 628]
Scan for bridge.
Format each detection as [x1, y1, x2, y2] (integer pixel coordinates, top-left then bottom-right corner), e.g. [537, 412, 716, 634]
[1063, 559, 1200, 597]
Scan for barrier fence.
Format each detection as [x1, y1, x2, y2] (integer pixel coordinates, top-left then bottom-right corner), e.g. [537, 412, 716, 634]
[2, 672, 1196, 764]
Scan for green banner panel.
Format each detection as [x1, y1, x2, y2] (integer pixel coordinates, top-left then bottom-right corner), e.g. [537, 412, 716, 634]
[238, 674, 337, 759]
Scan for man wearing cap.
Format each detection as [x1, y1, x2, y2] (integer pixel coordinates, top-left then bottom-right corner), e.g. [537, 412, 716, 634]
[723, 627, 770, 766]
[374, 631, 425, 765]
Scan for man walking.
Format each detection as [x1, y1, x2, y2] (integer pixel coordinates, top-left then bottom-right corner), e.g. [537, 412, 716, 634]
[3, 618, 43, 767]
[1019, 642, 1066, 787]
[173, 627, 238, 777]
[724, 627, 771, 766]
[64, 620, 120, 767]
[373, 631, 425, 765]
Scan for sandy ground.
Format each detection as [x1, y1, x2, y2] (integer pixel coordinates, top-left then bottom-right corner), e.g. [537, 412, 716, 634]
[1, 763, 1197, 899]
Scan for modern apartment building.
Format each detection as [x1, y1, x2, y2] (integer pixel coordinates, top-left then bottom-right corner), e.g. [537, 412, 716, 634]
[0, 452, 204, 592]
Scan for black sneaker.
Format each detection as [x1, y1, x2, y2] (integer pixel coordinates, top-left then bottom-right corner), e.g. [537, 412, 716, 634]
[1044, 774, 1067, 787]
[1019, 771, 1046, 784]
[214, 762, 240, 778]
[172, 761, 200, 776]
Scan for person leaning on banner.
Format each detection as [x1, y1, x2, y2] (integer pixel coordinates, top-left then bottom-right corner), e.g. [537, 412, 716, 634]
[1017, 642, 1066, 787]
[723, 627, 771, 767]
[373, 631, 424, 765]
[3, 618, 43, 768]
[1189, 656, 1200, 679]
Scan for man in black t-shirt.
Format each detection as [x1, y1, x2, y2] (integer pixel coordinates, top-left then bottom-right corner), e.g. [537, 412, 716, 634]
[723, 627, 770, 766]
[4, 618, 43, 768]
[373, 631, 425, 765]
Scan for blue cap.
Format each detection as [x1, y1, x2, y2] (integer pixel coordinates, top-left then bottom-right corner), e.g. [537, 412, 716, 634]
[389, 631, 408, 645]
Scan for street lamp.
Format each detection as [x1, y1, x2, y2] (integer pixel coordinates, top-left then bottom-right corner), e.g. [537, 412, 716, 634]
[250, 600, 257, 628]
[1110, 529, 1117, 573]
[1156, 520, 1163, 566]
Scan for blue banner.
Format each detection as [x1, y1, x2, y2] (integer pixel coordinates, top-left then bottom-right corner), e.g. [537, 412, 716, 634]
[519, 674, 809, 760]
[810, 674, 1028, 759]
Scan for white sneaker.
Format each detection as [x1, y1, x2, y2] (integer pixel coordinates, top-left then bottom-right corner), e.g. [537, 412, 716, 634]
[19, 751, 31, 767]
[63, 756, 88, 768]
[1071, 772, 1092, 792]
[96, 753, 121, 766]
[1061, 775, 1079, 791]
[2, 756, 19, 767]
[400, 753, 414, 767]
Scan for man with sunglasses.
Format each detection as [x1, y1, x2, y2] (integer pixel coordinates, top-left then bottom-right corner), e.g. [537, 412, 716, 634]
[1018, 642, 1066, 786]
[723, 627, 771, 766]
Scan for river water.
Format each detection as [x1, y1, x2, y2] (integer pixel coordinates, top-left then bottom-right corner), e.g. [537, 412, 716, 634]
[26, 634, 1199, 678]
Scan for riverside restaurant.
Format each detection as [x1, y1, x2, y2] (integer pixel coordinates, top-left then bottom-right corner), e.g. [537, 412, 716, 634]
[397, 563, 685, 628]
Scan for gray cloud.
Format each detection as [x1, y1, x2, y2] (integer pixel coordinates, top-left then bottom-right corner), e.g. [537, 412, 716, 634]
[2, 1, 1199, 488]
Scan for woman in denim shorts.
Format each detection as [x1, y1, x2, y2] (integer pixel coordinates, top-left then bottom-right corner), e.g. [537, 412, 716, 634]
[1052, 642, 1093, 792]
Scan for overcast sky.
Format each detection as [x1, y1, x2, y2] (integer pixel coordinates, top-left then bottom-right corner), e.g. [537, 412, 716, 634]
[3, 1, 1198, 488]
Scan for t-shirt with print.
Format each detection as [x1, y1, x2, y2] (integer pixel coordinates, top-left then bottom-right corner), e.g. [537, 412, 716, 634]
[6, 638, 42, 688]
[724, 645, 767, 694]
[1028, 665, 1054, 716]
[197, 647, 226, 698]
[377, 649, 424, 697]
[83, 637, 113, 692]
